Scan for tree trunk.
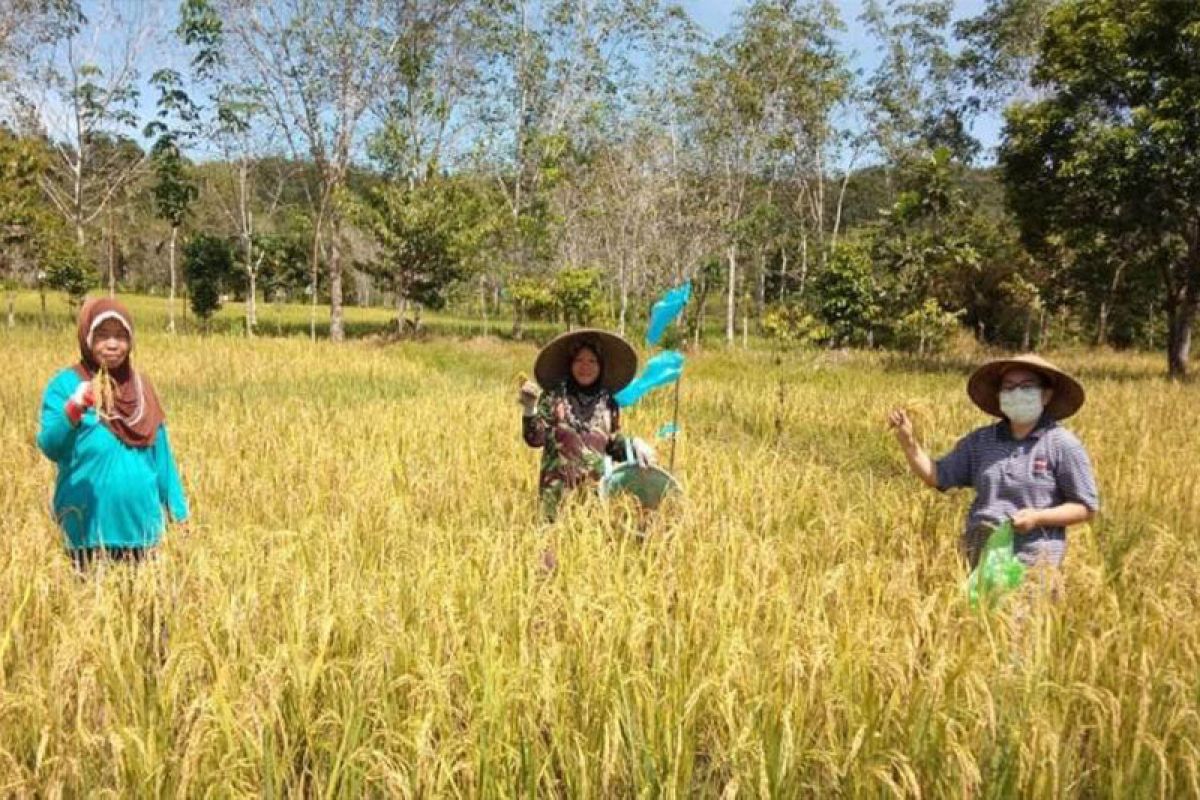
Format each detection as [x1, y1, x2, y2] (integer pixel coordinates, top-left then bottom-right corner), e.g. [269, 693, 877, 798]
[398, 293, 407, 336]
[755, 254, 765, 317]
[1167, 300, 1195, 378]
[247, 269, 258, 337]
[329, 220, 345, 342]
[725, 245, 737, 346]
[1096, 260, 1125, 346]
[779, 250, 789, 302]
[107, 215, 117, 297]
[168, 225, 178, 334]
[1167, 233, 1200, 377]
[480, 276, 489, 336]
[40, 287, 47, 327]
[799, 235, 809, 297]
[618, 254, 628, 337]
[309, 227, 321, 342]
[512, 302, 524, 339]
[691, 282, 709, 349]
[6, 291, 14, 328]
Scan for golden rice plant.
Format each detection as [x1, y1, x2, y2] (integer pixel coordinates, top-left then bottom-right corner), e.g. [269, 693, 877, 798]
[1, 294, 1199, 797]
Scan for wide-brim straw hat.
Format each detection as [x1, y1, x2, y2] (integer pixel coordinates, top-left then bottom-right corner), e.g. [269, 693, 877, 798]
[534, 328, 638, 393]
[967, 353, 1086, 420]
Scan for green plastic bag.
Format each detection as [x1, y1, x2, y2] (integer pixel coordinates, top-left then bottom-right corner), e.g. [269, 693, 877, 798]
[966, 520, 1027, 609]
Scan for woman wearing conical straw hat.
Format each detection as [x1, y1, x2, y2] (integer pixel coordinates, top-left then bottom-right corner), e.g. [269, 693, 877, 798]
[887, 354, 1098, 574]
[519, 328, 656, 522]
[36, 298, 190, 572]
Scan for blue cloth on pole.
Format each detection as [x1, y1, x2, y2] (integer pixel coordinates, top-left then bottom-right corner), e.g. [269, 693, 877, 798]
[614, 350, 684, 408]
[645, 282, 691, 346]
[656, 422, 679, 440]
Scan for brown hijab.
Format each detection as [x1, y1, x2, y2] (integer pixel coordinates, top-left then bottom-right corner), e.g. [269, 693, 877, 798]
[72, 297, 166, 448]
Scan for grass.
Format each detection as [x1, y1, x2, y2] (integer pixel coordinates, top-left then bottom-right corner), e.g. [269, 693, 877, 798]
[1, 294, 1199, 795]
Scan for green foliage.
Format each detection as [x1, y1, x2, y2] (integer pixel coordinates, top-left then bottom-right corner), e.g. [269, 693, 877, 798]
[508, 277, 556, 321]
[352, 176, 498, 313]
[183, 234, 235, 322]
[1000, 0, 1200, 375]
[862, 0, 976, 164]
[812, 238, 883, 347]
[0, 129, 48, 263]
[42, 240, 94, 306]
[956, 0, 1060, 109]
[893, 298, 964, 354]
[250, 232, 311, 300]
[760, 303, 829, 346]
[177, 0, 226, 82]
[144, 68, 199, 231]
[551, 268, 604, 327]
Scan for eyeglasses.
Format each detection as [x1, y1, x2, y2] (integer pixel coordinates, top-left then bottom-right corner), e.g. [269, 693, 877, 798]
[1000, 380, 1043, 392]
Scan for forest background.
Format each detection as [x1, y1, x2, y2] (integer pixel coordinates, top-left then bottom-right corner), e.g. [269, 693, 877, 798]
[3, 0, 1199, 376]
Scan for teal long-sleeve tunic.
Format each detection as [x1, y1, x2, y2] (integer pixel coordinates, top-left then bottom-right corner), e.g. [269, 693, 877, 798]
[36, 368, 189, 550]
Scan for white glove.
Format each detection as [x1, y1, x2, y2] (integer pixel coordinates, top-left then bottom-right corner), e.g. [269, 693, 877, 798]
[631, 437, 656, 468]
[65, 380, 94, 424]
[518, 380, 541, 416]
[69, 381, 93, 408]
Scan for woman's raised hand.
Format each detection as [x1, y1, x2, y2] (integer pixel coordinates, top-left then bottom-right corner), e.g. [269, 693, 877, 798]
[887, 407, 916, 449]
[518, 380, 541, 412]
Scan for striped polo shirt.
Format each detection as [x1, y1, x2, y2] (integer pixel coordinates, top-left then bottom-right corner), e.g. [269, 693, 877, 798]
[935, 414, 1099, 567]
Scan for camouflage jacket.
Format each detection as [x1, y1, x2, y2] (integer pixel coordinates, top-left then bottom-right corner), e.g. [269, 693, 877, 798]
[522, 382, 629, 519]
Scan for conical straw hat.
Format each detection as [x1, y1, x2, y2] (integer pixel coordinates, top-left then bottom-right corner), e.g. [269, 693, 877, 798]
[533, 328, 638, 392]
[966, 353, 1085, 420]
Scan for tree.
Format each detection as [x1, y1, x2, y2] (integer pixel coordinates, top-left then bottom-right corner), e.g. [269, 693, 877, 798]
[0, 2, 78, 91]
[956, 0, 1061, 109]
[471, 0, 689, 324]
[812, 236, 884, 347]
[18, 0, 152, 258]
[351, 175, 496, 335]
[0, 128, 51, 325]
[508, 276, 555, 336]
[1000, 0, 1200, 376]
[183, 233, 234, 326]
[862, 0, 976, 168]
[145, 69, 200, 334]
[42, 237, 93, 310]
[873, 147, 980, 313]
[180, 0, 294, 336]
[552, 267, 604, 328]
[216, 0, 404, 342]
[689, 16, 774, 346]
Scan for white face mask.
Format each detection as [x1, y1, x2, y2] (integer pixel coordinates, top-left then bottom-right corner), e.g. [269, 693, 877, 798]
[999, 386, 1045, 425]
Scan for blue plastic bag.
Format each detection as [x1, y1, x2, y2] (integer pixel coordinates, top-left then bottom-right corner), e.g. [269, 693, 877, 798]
[614, 350, 685, 408]
[645, 282, 691, 346]
[656, 422, 680, 440]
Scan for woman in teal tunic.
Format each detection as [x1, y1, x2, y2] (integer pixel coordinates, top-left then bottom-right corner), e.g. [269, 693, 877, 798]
[37, 297, 189, 570]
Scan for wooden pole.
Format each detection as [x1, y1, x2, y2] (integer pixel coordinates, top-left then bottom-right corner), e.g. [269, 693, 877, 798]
[668, 370, 682, 473]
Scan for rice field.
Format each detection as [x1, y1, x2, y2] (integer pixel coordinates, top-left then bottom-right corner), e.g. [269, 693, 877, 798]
[2, 294, 1200, 796]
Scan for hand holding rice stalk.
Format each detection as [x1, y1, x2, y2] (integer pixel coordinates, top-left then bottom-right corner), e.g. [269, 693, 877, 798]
[516, 371, 540, 410]
[887, 398, 934, 451]
[94, 365, 116, 417]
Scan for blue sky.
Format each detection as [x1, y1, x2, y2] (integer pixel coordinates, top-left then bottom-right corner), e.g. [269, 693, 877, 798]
[682, 0, 1005, 158]
[60, 0, 1005, 164]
